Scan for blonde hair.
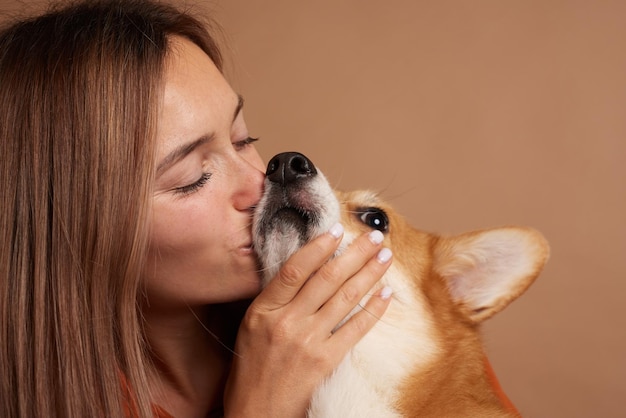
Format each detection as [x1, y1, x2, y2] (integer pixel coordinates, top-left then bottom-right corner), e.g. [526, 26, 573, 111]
[0, 1, 222, 416]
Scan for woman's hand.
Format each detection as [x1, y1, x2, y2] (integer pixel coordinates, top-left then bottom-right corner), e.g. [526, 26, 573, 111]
[224, 224, 393, 417]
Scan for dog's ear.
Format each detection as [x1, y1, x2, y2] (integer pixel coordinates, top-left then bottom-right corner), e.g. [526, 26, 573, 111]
[433, 227, 549, 323]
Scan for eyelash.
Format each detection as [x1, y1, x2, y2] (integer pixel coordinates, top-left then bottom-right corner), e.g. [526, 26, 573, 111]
[174, 172, 212, 196]
[172, 137, 258, 196]
[233, 136, 259, 150]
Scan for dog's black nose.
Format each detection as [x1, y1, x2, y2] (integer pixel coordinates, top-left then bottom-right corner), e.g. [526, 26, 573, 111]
[266, 152, 317, 185]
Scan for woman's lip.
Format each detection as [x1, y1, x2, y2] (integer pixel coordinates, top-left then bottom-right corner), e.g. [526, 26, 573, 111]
[240, 243, 254, 254]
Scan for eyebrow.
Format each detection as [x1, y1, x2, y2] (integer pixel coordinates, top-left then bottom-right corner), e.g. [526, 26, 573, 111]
[156, 94, 245, 175]
[233, 94, 244, 123]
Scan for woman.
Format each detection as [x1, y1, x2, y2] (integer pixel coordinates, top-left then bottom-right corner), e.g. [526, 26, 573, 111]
[0, 1, 393, 417]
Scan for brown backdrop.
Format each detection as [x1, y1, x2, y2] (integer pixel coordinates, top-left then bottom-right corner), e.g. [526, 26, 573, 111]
[2, 1, 624, 417]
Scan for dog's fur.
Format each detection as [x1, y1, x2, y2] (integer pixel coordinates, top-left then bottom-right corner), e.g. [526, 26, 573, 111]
[253, 153, 549, 417]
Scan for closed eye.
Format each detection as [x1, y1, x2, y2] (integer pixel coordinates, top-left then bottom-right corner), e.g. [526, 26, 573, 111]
[233, 136, 259, 151]
[173, 172, 212, 196]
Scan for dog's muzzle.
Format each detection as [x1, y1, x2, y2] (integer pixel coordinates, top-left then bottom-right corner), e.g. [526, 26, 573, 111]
[253, 152, 340, 284]
[260, 152, 320, 237]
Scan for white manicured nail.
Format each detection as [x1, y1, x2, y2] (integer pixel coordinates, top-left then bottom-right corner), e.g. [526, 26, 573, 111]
[328, 223, 344, 239]
[376, 247, 392, 263]
[380, 286, 393, 300]
[369, 230, 384, 245]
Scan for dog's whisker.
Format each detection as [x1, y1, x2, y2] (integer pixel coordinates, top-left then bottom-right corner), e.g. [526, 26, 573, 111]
[381, 185, 419, 203]
[238, 220, 254, 231]
[255, 258, 288, 275]
[371, 170, 404, 199]
[329, 166, 347, 191]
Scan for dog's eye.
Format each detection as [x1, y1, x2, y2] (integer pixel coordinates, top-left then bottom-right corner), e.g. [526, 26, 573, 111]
[357, 208, 389, 233]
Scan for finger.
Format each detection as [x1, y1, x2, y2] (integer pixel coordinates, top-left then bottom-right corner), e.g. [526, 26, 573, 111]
[253, 223, 344, 311]
[294, 229, 388, 314]
[325, 285, 393, 359]
[316, 246, 392, 331]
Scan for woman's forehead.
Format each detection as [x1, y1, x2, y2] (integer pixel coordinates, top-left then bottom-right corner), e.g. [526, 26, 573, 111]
[156, 37, 238, 166]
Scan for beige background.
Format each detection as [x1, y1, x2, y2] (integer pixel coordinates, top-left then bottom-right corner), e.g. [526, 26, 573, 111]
[2, 1, 625, 417]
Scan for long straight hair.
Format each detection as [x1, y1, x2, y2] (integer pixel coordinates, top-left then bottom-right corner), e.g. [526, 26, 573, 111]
[0, 1, 223, 416]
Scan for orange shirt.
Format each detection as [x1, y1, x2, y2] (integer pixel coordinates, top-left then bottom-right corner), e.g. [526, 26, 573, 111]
[125, 358, 520, 417]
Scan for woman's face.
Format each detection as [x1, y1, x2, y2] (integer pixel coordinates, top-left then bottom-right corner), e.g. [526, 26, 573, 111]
[143, 37, 265, 309]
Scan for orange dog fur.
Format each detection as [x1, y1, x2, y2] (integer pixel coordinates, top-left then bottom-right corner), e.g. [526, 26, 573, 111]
[253, 153, 549, 417]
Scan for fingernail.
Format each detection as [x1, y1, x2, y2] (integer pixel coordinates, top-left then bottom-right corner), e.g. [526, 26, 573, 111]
[376, 247, 392, 264]
[328, 222, 344, 239]
[380, 285, 393, 300]
[368, 230, 384, 245]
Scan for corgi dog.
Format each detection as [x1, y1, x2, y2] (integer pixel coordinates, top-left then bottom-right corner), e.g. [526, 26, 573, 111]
[252, 152, 549, 417]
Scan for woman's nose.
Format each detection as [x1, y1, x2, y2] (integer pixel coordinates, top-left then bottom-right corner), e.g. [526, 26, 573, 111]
[233, 149, 265, 211]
